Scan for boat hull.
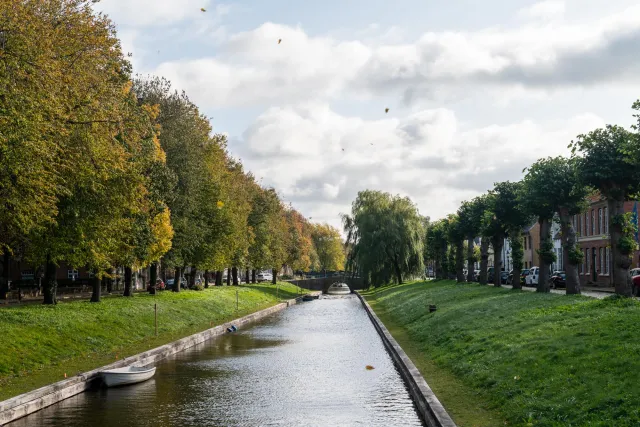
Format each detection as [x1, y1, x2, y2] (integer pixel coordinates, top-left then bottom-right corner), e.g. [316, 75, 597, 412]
[100, 366, 156, 388]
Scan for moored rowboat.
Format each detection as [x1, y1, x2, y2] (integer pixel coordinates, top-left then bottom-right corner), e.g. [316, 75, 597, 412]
[100, 366, 156, 388]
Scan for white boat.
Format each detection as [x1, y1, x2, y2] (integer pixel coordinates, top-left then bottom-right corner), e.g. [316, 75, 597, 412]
[100, 365, 156, 388]
[326, 282, 351, 295]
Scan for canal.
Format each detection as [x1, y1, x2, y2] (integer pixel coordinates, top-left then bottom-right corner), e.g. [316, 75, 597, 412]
[9, 295, 424, 426]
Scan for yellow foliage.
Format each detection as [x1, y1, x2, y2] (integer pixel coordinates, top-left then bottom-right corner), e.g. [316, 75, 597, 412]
[148, 209, 174, 262]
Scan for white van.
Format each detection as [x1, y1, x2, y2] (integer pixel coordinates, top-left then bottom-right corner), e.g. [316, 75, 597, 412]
[525, 267, 539, 286]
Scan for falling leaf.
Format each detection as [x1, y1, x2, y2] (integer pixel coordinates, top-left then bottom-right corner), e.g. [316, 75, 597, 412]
[217, 200, 224, 209]
[278, 39, 282, 44]
[385, 108, 389, 113]
[366, 365, 375, 370]
[200, 7, 206, 12]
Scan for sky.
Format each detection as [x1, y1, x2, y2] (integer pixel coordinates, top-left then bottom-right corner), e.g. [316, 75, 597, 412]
[95, 0, 640, 230]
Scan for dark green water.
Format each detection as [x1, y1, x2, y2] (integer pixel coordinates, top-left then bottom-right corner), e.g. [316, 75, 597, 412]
[9, 295, 424, 426]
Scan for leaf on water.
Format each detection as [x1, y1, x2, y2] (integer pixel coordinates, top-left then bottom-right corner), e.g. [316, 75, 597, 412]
[366, 365, 375, 370]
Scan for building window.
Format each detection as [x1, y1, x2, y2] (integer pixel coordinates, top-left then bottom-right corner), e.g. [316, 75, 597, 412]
[599, 247, 604, 275]
[591, 210, 596, 235]
[605, 247, 610, 275]
[586, 248, 590, 274]
[598, 208, 603, 235]
[604, 207, 608, 234]
[68, 270, 79, 280]
[585, 213, 589, 236]
[580, 251, 585, 274]
[577, 215, 581, 236]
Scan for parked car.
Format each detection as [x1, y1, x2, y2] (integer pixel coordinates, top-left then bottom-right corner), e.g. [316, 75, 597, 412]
[165, 277, 187, 290]
[550, 271, 566, 289]
[487, 267, 507, 284]
[525, 267, 539, 286]
[507, 269, 530, 285]
[256, 271, 273, 282]
[500, 271, 509, 284]
[632, 274, 640, 296]
[630, 268, 640, 278]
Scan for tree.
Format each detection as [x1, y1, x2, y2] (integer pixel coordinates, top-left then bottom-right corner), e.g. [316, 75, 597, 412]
[522, 157, 588, 294]
[425, 219, 448, 280]
[445, 215, 465, 282]
[311, 223, 345, 274]
[346, 191, 424, 286]
[570, 125, 640, 296]
[483, 182, 530, 287]
[458, 197, 487, 282]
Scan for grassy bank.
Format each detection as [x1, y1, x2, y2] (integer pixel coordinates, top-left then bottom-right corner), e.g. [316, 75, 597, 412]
[0, 282, 305, 401]
[363, 280, 640, 427]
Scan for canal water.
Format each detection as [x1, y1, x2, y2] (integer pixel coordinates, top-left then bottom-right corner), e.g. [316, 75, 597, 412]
[9, 295, 424, 427]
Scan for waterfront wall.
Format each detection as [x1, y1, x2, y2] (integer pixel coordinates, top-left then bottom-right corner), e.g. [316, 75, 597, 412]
[355, 292, 457, 427]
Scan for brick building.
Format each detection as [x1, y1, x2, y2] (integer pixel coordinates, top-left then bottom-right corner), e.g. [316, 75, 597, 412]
[572, 194, 640, 287]
[523, 222, 540, 270]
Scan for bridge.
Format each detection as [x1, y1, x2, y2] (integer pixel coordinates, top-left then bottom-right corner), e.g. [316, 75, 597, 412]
[285, 276, 365, 293]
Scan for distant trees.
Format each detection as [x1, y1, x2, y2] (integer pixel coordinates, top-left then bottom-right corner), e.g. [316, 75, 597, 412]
[344, 190, 424, 287]
[311, 223, 345, 275]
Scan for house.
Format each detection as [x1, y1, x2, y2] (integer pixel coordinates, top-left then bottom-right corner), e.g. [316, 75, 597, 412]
[522, 222, 540, 269]
[572, 193, 640, 287]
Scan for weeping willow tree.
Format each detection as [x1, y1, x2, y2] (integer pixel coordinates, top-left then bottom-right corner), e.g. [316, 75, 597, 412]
[342, 190, 425, 287]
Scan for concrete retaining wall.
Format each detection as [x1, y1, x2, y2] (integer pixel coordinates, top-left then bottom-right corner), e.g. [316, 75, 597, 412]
[355, 292, 457, 427]
[0, 295, 313, 426]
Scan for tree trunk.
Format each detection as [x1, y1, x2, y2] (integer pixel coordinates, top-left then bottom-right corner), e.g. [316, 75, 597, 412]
[455, 240, 465, 283]
[245, 269, 250, 284]
[492, 238, 503, 287]
[149, 262, 158, 295]
[106, 268, 114, 293]
[90, 275, 101, 303]
[226, 267, 231, 286]
[466, 237, 474, 282]
[509, 230, 523, 290]
[123, 267, 133, 296]
[0, 252, 9, 300]
[189, 265, 196, 289]
[393, 260, 403, 284]
[272, 268, 277, 284]
[252, 269, 256, 283]
[173, 267, 182, 292]
[232, 267, 238, 286]
[204, 270, 209, 288]
[215, 270, 222, 286]
[43, 256, 57, 305]
[479, 239, 489, 285]
[559, 208, 581, 295]
[537, 218, 552, 293]
[609, 198, 633, 296]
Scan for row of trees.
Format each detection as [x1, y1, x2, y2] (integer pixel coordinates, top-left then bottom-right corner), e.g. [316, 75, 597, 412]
[426, 102, 640, 297]
[343, 102, 640, 297]
[0, 0, 344, 304]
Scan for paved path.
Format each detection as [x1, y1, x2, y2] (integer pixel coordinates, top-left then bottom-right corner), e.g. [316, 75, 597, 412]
[502, 284, 619, 299]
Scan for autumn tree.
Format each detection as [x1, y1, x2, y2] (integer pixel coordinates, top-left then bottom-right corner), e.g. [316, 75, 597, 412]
[311, 223, 345, 275]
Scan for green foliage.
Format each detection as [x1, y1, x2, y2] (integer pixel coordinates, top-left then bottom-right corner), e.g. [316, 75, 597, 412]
[345, 190, 425, 286]
[568, 247, 584, 265]
[537, 238, 557, 265]
[311, 223, 345, 272]
[364, 280, 640, 426]
[510, 234, 524, 271]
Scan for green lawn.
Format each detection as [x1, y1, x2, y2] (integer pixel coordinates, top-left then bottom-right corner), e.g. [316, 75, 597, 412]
[0, 282, 305, 401]
[362, 280, 640, 427]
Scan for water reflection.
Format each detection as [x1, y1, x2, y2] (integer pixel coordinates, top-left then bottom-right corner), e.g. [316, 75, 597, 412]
[9, 296, 423, 427]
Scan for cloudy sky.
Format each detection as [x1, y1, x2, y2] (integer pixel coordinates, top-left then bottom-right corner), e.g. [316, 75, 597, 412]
[96, 0, 640, 230]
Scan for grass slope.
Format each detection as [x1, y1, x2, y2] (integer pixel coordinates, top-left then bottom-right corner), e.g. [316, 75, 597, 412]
[0, 283, 304, 401]
[363, 280, 640, 427]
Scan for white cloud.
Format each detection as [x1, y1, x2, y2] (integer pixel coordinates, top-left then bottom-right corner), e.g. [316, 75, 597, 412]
[230, 104, 606, 229]
[517, 0, 566, 23]
[149, 5, 640, 109]
[95, 0, 230, 27]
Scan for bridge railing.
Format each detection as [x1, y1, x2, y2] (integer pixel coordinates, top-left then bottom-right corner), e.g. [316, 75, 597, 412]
[284, 276, 365, 292]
